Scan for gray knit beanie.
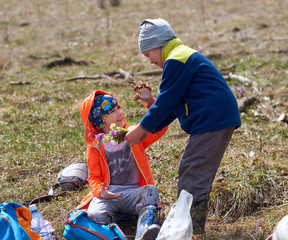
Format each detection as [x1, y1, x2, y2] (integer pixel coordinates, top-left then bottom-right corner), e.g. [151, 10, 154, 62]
[138, 18, 176, 53]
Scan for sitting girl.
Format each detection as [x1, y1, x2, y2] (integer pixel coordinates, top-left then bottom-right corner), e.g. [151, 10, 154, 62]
[76, 82, 167, 240]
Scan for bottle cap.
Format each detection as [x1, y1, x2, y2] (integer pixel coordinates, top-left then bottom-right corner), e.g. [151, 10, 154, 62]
[29, 204, 37, 211]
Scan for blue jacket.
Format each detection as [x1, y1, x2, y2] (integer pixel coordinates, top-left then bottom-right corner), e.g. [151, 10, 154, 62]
[140, 38, 241, 135]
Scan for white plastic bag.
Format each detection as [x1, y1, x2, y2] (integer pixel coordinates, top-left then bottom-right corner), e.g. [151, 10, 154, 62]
[156, 190, 193, 240]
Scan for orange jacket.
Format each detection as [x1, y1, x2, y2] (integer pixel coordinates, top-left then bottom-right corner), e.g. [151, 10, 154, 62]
[77, 90, 167, 209]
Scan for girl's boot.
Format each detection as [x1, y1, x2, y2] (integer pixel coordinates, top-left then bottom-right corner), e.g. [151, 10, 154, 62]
[135, 204, 160, 240]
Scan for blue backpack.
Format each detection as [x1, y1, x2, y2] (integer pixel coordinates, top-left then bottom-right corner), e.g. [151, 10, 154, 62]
[0, 202, 41, 240]
[63, 209, 128, 240]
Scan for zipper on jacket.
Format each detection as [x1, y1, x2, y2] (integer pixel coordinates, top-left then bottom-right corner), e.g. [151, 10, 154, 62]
[185, 101, 189, 116]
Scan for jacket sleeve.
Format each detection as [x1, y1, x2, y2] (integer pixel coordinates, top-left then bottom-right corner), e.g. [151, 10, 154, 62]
[140, 60, 191, 132]
[142, 111, 176, 134]
[141, 98, 169, 149]
[86, 146, 108, 198]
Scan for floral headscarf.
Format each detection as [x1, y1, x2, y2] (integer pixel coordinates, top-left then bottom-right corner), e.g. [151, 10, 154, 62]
[88, 94, 118, 130]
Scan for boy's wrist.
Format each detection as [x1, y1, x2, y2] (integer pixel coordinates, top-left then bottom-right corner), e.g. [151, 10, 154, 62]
[145, 97, 155, 108]
[145, 98, 154, 105]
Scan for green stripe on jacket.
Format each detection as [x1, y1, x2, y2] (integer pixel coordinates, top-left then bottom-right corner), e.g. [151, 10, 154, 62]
[162, 38, 197, 64]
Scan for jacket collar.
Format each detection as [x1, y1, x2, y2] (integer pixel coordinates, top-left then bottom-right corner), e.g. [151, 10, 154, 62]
[162, 38, 183, 62]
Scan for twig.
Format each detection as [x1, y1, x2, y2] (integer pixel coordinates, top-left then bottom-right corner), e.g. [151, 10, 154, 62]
[59, 74, 121, 84]
[219, 63, 237, 75]
[118, 68, 134, 83]
[58, 69, 164, 85]
[228, 73, 253, 86]
[227, 72, 262, 97]
[103, 71, 119, 76]
[228, 73, 280, 121]
[63, 74, 102, 82]
[278, 113, 288, 124]
[133, 70, 163, 76]
[237, 96, 259, 112]
[9, 81, 31, 85]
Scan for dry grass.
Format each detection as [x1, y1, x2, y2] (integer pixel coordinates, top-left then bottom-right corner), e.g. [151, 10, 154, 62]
[1, 0, 288, 239]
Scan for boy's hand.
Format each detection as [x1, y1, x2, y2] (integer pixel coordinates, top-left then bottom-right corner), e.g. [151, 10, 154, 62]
[125, 124, 148, 146]
[131, 81, 153, 105]
[100, 183, 123, 200]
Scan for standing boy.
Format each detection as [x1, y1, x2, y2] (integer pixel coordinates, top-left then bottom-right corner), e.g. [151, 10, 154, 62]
[125, 18, 241, 235]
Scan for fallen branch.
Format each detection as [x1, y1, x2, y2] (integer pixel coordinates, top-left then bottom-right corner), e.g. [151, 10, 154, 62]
[277, 113, 288, 124]
[58, 69, 164, 84]
[103, 70, 163, 77]
[228, 73, 254, 86]
[118, 68, 134, 83]
[226, 73, 261, 97]
[219, 63, 237, 75]
[133, 70, 163, 76]
[258, 102, 277, 120]
[9, 81, 31, 85]
[59, 74, 123, 85]
[237, 96, 259, 112]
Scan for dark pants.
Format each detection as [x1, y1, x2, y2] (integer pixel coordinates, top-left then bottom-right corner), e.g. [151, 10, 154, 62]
[177, 127, 234, 202]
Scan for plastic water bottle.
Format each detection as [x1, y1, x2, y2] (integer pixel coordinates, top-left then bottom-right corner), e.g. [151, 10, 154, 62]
[29, 204, 51, 240]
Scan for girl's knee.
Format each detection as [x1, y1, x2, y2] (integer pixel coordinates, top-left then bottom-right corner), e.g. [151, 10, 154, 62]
[141, 185, 159, 203]
[145, 184, 158, 191]
[136, 185, 159, 213]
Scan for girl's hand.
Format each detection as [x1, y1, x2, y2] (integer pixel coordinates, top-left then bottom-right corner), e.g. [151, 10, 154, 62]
[100, 183, 123, 200]
[131, 81, 153, 105]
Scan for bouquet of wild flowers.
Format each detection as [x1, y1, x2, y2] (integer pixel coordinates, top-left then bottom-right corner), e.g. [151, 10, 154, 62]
[95, 123, 128, 145]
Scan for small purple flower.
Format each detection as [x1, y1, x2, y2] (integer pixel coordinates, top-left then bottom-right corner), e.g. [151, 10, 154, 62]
[102, 125, 128, 144]
[234, 86, 239, 91]
[95, 133, 104, 140]
[111, 130, 119, 136]
[239, 88, 244, 95]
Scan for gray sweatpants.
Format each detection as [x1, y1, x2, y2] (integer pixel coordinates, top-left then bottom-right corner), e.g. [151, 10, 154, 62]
[87, 184, 159, 223]
[177, 127, 234, 202]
